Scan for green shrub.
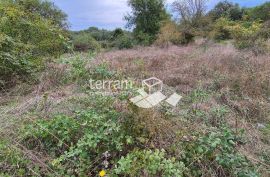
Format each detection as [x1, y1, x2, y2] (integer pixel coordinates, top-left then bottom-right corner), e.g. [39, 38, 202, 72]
[134, 31, 152, 46]
[21, 108, 133, 176]
[179, 127, 258, 177]
[72, 33, 101, 52]
[0, 0, 69, 88]
[247, 2, 270, 22]
[155, 20, 182, 47]
[22, 115, 81, 154]
[228, 21, 263, 49]
[210, 17, 234, 41]
[113, 149, 185, 177]
[0, 140, 34, 176]
[114, 34, 134, 49]
[209, 1, 244, 21]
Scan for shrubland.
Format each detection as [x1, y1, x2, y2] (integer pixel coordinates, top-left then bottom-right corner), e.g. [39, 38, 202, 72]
[1, 42, 270, 176]
[0, 0, 270, 177]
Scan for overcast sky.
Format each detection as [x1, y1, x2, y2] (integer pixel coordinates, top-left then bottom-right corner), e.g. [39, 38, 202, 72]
[51, 0, 269, 31]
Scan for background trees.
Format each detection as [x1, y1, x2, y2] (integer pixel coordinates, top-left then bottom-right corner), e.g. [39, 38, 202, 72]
[208, 0, 243, 21]
[171, 0, 208, 43]
[172, 0, 207, 26]
[247, 2, 270, 22]
[15, 0, 68, 28]
[125, 0, 169, 45]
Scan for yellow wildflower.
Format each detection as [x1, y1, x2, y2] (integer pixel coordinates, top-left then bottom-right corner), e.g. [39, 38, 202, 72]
[99, 170, 106, 177]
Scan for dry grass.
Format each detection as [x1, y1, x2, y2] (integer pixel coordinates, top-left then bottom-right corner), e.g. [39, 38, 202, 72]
[96, 43, 270, 176]
[1, 42, 269, 176]
[97, 42, 270, 98]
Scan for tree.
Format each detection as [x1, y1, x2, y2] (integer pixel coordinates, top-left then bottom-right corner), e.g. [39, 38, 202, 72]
[112, 28, 124, 39]
[208, 0, 243, 21]
[247, 2, 270, 22]
[172, 0, 208, 43]
[16, 0, 68, 28]
[125, 0, 169, 45]
[172, 0, 207, 27]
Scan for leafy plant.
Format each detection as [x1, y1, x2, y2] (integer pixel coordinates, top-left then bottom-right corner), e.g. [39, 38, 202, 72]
[113, 149, 185, 177]
[22, 115, 81, 155]
[0, 0, 69, 88]
[179, 127, 258, 177]
[0, 140, 35, 176]
[72, 33, 101, 52]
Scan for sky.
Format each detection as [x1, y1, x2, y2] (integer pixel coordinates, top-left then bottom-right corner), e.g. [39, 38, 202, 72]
[51, 0, 269, 31]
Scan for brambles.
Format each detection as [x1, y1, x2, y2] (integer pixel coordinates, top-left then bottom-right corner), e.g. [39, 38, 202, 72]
[182, 128, 258, 176]
[113, 149, 186, 177]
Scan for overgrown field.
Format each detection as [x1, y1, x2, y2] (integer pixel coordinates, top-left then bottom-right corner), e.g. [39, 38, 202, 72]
[0, 42, 269, 177]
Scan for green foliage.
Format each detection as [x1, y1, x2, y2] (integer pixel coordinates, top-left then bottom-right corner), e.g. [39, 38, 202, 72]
[0, 140, 34, 176]
[0, 0, 69, 87]
[16, 0, 68, 28]
[72, 27, 134, 50]
[58, 52, 93, 83]
[155, 20, 182, 47]
[92, 63, 114, 80]
[113, 149, 185, 177]
[210, 17, 269, 52]
[21, 107, 133, 176]
[83, 27, 113, 41]
[72, 33, 101, 52]
[112, 28, 124, 39]
[125, 0, 169, 45]
[209, 0, 244, 21]
[228, 20, 263, 49]
[187, 87, 210, 103]
[179, 127, 258, 177]
[210, 17, 234, 41]
[114, 34, 134, 49]
[57, 109, 131, 159]
[22, 115, 80, 154]
[246, 2, 270, 22]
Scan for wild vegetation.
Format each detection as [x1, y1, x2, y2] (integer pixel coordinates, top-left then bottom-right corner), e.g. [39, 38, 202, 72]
[0, 0, 270, 177]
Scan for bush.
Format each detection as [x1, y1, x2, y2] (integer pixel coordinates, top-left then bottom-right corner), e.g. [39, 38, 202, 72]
[177, 23, 196, 44]
[113, 149, 185, 177]
[72, 33, 101, 52]
[21, 108, 133, 176]
[155, 20, 182, 47]
[0, 140, 33, 176]
[134, 31, 152, 46]
[208, 1, 244, 21]
[210, 17, 234, 41]
[0, 0, 69, 88]
[178, 127, 258, 177]
[114, 34, 134, 49]
[230, 20, 270, 53]
[247, 2, 270, 22]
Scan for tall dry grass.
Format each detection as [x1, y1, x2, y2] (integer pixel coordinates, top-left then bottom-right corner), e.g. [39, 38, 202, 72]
[97, 42, 270, 99]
